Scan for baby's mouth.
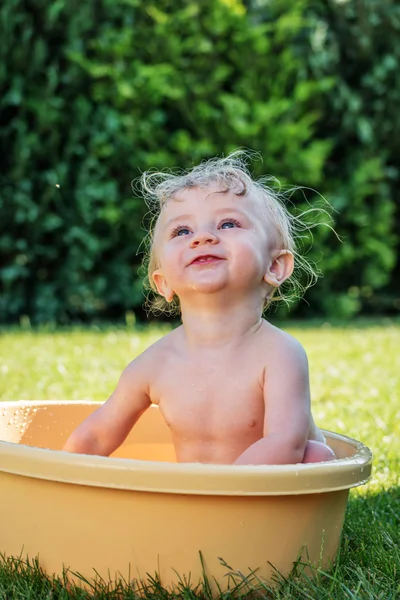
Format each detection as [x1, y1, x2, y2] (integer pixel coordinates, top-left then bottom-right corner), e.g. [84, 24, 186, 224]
[190, 254, 223, 265]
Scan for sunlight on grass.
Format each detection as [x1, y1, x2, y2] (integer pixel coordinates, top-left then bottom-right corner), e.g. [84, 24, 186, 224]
[0, 324, 169, 402]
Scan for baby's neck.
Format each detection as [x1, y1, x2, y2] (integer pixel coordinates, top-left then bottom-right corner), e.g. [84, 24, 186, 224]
[180, 303, 264, 351]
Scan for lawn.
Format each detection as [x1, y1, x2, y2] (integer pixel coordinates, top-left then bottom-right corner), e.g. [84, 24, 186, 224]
[0, 320, 399, 599]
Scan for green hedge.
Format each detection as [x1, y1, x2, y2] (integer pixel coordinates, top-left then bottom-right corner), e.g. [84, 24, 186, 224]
[0, 0, 398, 323]
[301, 0, 400, 317]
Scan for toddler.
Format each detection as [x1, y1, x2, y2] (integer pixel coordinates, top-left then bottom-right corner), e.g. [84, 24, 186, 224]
[63, 152, 335, 465]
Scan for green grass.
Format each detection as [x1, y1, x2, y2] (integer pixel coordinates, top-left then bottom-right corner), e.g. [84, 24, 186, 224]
[0, 320, 399, 599]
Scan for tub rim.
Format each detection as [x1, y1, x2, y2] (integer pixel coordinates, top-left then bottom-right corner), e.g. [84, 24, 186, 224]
[0, 400, 372, 496]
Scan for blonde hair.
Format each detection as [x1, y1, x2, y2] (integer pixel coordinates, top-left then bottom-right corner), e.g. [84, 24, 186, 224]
[139, 150, 330, 316]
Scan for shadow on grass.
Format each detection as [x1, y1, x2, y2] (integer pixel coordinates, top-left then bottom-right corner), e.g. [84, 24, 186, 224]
[339, 486, 399, 567]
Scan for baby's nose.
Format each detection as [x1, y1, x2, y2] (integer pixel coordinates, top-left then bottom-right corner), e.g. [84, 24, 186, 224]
[190, 230, 218, 247]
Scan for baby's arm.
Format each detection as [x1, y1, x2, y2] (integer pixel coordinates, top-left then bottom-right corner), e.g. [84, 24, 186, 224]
[63, 355, 151, 456]
[234, 334, 311, 465]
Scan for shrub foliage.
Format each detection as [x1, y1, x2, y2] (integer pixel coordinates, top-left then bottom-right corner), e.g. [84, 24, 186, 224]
[1, 0, 399, 323]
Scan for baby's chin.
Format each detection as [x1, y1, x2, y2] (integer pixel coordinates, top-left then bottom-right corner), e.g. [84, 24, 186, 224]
[178, 275, 231, 297]
[189, 280, 230, 295]
[183, 277, 257, 301]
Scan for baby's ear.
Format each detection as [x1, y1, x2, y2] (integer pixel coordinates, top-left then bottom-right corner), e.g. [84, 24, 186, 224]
[263, 250, 294, 287]
[152, 270, 175, 303]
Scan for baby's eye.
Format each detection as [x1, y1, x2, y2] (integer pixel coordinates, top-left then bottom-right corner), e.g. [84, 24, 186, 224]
[219, 219, 242, 229]
[171, 225, 191, 238]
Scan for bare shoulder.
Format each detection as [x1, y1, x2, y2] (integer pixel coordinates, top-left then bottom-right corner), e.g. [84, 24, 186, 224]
[260, 320, 308, 370]
[141, 325, 184, 360]
[123, 326, 183, 381]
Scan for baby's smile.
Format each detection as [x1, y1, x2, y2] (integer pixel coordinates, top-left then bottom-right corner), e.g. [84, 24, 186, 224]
[189, 254, 225, 266]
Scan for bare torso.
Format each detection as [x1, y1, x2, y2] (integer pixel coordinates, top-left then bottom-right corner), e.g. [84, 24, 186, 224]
[147, 322, 322, 463]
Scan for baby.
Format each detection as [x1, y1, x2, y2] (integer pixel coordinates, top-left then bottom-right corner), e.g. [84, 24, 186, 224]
[63, 152, 335, 465]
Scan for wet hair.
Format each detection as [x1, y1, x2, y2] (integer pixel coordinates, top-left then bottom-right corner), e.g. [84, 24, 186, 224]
[138, 150, 331, 316]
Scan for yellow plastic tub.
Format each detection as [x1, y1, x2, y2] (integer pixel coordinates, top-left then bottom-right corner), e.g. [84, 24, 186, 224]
[0, 401, 372, 591]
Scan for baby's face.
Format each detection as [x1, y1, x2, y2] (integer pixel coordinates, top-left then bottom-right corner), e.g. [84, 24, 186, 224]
[151, 185, 284, 304]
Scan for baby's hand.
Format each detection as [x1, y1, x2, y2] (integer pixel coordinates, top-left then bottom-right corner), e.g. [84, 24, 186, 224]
[302, 440, 336, 463]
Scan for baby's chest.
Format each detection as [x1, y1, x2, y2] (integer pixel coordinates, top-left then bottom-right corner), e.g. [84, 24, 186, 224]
[151, 363, 265, 438]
